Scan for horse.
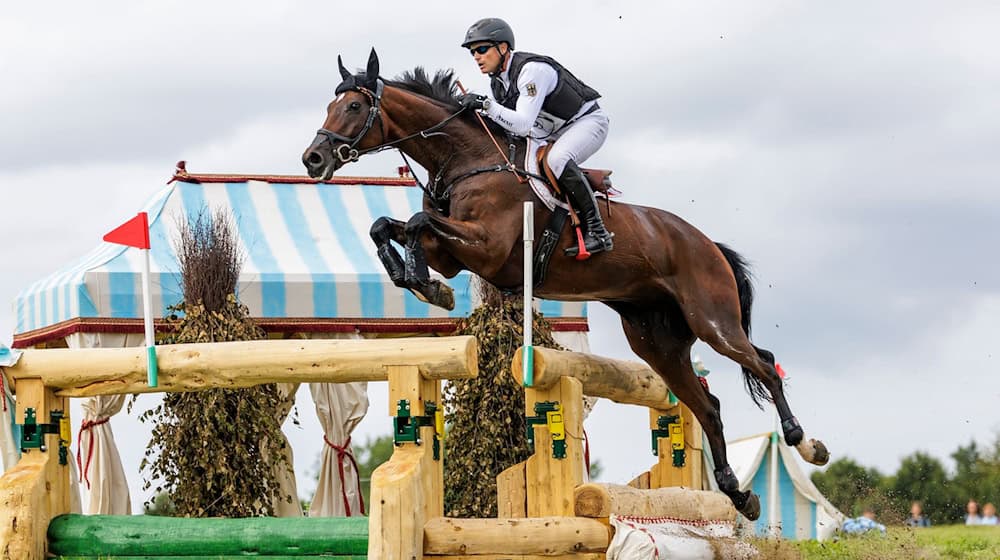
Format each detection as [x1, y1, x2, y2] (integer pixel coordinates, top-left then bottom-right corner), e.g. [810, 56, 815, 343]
[301, 49, 829, 520]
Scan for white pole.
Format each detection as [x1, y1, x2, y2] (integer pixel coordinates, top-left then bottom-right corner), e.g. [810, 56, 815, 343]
[522, 201, 534, 386]
[141, 248, 158, 387]
[769, 415, 780, 537]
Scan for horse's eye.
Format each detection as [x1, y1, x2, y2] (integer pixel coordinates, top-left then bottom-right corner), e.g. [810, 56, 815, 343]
[348, 101, 362, 111]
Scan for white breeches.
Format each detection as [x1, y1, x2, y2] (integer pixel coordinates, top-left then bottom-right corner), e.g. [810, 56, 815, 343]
[544, 108, 610, 177]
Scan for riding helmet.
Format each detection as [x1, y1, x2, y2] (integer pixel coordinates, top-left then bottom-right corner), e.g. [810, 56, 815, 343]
[461, 18, 515, 49]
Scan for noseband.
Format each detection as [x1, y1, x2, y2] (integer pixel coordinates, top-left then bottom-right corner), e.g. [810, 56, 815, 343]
[315, 79, 386, 163]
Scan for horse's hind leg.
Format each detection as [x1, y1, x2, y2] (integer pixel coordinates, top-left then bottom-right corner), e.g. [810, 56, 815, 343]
[681, 287, 830, 466]
[609, 302, 761, 521]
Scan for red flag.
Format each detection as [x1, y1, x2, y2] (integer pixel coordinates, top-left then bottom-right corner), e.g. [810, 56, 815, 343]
[103, 212, 150, 250]
[775, 363, 787, 379]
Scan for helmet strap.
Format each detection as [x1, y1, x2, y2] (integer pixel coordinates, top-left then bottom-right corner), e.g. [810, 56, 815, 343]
[489, 44, 510, 78]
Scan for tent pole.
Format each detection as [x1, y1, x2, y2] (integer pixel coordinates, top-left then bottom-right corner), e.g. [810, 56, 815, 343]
[769, 416, 780, 538]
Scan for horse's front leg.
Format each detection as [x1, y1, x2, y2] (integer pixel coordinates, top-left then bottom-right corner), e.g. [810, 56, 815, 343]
[402, 210, 517, 310]
[399, 212, 464, 310]
[370, 217, 407, 288]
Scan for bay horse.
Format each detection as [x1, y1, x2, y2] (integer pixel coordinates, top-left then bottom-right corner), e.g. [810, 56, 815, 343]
[301, 49, 829, 520]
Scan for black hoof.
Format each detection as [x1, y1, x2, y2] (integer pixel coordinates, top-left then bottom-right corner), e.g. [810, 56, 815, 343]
[782, 417, 804, 446]
[737, 491, 761, 521]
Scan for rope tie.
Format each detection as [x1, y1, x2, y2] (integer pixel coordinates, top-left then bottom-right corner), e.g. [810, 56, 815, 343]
[76, 417, 110, 489]
[323, 435, 366, 516]
[0, 370, 7, 412]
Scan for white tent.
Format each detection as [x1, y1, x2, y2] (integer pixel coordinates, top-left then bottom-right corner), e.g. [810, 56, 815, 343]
[726, 432, 844, 541]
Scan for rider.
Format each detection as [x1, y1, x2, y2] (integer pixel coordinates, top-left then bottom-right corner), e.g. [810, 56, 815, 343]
[458, 18, 614, 257]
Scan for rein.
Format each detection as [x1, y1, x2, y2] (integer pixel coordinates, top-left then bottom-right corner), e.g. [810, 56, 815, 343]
[456, 81, 527, 184]
[316, 78, 544, 210]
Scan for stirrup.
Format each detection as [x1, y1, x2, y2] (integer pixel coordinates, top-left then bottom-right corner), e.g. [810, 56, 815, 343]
[564, 230, 614, 258]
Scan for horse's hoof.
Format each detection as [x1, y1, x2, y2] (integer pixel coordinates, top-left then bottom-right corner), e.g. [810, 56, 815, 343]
[740, 492, 761, 521]
[408, 288, 430, 304]
[797, 438, 830, 466]
[408, 281, 455, 311]
[427, 281, 455, 311]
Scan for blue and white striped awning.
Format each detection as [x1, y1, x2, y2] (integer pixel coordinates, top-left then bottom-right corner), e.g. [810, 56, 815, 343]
[14, 175, 586, 342]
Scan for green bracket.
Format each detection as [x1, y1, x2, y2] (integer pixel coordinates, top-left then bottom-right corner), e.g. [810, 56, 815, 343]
[525, 401, 566, 459]
[393, 400, 440, 460]
[20, 408, 70, 465]
[651, 414, 685, 467]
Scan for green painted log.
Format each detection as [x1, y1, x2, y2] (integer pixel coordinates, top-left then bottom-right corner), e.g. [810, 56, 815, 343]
[48, 514, 368, 556]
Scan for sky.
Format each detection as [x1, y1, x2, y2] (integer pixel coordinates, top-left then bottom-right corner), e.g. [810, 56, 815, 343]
[2, 1, 998, 513]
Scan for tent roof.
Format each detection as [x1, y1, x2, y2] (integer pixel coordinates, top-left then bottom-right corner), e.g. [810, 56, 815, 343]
[13, 170, 586, 347]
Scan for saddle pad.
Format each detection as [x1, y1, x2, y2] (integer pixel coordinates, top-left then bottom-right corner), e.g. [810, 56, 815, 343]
[525, 138, 569, 212]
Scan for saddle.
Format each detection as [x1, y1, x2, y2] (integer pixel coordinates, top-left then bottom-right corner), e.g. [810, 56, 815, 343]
[528, 144, 618, 285]
[535, 144, 616, 196]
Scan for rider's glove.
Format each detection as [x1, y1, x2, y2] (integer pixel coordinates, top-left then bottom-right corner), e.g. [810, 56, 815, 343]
[459, 93, 488, 112]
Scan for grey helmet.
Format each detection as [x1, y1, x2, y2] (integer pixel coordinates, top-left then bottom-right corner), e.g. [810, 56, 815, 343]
[461, 18, 515, 49]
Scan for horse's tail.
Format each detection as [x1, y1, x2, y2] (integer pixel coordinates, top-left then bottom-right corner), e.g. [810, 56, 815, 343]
[715, 242, 771, 407]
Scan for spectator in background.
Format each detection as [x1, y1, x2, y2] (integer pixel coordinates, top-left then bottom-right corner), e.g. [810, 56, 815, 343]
[981, 503, 998, 526]
[905, 501, 931, 527]
[842, 505, 887, 536]
[966, 499, 982, 525]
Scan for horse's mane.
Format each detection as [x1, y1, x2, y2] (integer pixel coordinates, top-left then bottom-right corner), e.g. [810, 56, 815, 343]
[386, 67, 508, 137]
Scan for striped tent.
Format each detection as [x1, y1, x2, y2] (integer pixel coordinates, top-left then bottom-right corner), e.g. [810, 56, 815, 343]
[12, 170, 587, 347]
[727, 432, 844, 541]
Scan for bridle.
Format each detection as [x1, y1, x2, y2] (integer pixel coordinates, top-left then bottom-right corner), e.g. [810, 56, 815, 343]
[314, 80, 386, 164]
[312, 77, 545, 211]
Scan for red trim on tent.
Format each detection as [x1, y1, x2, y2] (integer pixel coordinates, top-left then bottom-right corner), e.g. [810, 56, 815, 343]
[12, 317, 588, 348]
[171, 172, 417, 187]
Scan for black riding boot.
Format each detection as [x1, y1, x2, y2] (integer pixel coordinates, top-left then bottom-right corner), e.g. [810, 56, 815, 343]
[560, 160, 613, 257]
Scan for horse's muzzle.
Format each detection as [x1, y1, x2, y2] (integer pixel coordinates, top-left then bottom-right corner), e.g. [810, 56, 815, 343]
[302, 136, 340, 180]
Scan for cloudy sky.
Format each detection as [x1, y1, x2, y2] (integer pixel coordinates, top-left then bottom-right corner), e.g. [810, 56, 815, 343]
[2, 2, 998, 512]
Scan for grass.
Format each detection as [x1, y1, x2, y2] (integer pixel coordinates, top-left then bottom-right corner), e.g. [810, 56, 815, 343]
[749, 525, 1000, 560]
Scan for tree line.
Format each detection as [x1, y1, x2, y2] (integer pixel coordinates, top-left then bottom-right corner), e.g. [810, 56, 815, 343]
[811, 435, 1000, 525]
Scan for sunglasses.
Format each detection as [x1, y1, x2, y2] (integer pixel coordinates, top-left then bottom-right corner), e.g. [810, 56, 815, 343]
[469, 45, 494, 56]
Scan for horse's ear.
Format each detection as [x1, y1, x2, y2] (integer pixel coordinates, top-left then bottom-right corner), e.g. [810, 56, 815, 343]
[366, 48, 380, 81]
[338, 55, 352, 80]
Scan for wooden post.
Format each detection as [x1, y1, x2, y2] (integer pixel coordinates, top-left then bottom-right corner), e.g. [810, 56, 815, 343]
[0, 379, 70, 559]
[496, 463, 527, 518]
[648, 402, 704, 490]
[524, 376, 584, 517]
[369, 365, 444, 560]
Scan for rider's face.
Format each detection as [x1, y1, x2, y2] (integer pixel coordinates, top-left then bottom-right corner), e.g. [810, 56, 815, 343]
[470, 41, 508, 74]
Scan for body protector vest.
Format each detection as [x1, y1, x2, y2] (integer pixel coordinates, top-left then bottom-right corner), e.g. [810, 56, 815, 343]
[490, 52, 601, 121]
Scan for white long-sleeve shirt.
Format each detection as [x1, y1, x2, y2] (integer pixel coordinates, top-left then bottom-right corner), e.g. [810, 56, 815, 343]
[483, 53, 597, 140]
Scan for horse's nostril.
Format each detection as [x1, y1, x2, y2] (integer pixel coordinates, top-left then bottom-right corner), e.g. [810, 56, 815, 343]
[307, 151, 324, 166]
